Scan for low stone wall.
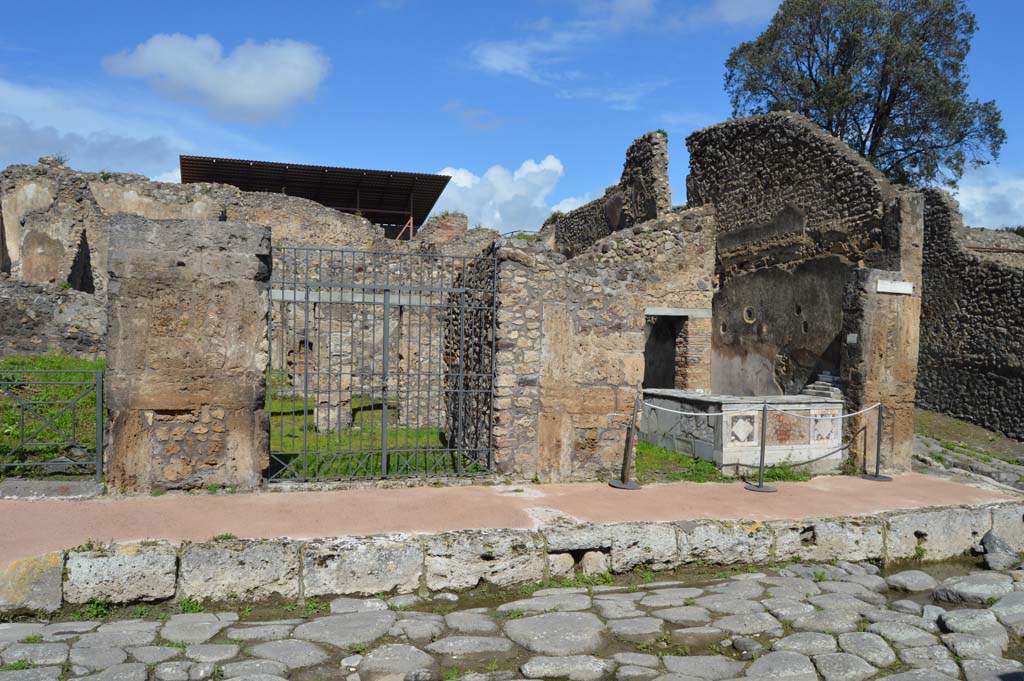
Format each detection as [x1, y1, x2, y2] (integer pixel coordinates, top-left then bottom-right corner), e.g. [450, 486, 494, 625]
[0, 279, 105, 358]
[3, 500, 1021, 614]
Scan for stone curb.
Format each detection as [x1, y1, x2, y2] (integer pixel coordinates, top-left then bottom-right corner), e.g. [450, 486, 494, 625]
[2, 500, 1022, 614]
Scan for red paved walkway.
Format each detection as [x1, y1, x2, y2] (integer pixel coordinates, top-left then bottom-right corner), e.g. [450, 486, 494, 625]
[0, 473, 1014, 567]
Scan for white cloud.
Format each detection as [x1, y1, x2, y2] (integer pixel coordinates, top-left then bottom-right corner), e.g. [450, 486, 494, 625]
[0, 114, 178, 177]
[104, 34, 329, 122]
[431, 155, 590, 233]
[470, 0, 653, 83]
[675, 0, 778, 28]
[0, 77, 271, 179]
[558, 78, 670, 111]
[956, 169, 1024, 229]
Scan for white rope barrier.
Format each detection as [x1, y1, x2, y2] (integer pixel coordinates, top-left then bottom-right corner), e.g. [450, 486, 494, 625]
[642, 400, 880, 420]
[765, 402, 881, 420]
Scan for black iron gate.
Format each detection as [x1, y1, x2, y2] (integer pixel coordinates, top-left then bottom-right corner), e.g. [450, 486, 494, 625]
[267, 246, 497, 481]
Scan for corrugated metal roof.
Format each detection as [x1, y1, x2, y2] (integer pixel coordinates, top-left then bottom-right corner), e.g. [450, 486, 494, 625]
[179, 155, 451, 228]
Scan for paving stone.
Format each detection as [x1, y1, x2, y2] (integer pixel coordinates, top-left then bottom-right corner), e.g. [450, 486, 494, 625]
[862, 608, 939, 633]
[161, 614, 235, 645]
[611, 653, 660, 669]
[771, 632, 836, 656]
[341, 654, 363, 668]
[521, 655, 614, 681]
[807, 593, 875, 615]
[762, 598, 815, 621]
[0, 625, 45, 646]
[595, 600, 645, 620]
[981, 530, 1018, 571]
[960, 657, 1024, 681]
[941, 632, 1004, 660]
[504, 613, 605, 655]
[836, 632, 896, 668]
[357, 643, 437, 681]
[423, 636, 515, 659]
[662, 654, 745, 679]
[933, 573, 1014, 605]
[69, 647, 128, 671]
[248, 639, 328, 669]
[745, 650, 816, 679]
[185, 643, 239, 662]
[939, 608, 1008, 649]
[762, 577, 821, 597]
[865, 622, 937, 649]
[922, 605, 946, 623]
[445, 612, 498, 635]
[615, 665, 658, 680]
[40, 621, 100, 639]
[330, 597, 391, 614]
[885, 570, 938, 592]
[497, 593, 591, 614]
[220, 660, 288, 679]
[650, 607, 710, 627]
[877, 670, 956, 681]
[890, 599, 923, 615]
[0, 666, 62, 681]
[637, 589, 703, 608]
[128, 646, 181, 663]
[390, 614, 446, 644]
[836, 574, 888, 593]
[790, 610, 861, 634]
[222, 625, 294, 641]
[607, 617, 663, 644]
[811, 652, 876, 681]
[189, 662, 215, 681]
[292, 611, 397, 650]
[692, 595, 764, 615]
[388, 595, 422, 610]
[79, 663, 148, 681]
[707, 580, 763, 599]
[667, 627, 724, 648]
[73, 629, 156, 649]
[897, 644, 960, 678]
[2, 643, 68, 666]
[711, 612, 783, 637]
[816, 581, 886, 605]
[155, 661, 191, 681]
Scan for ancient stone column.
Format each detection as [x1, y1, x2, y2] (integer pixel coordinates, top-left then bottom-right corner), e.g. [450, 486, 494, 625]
[104, 216, 270, 493]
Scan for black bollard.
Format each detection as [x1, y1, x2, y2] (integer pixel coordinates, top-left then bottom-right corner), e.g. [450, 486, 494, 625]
[744, 403, 777, 493]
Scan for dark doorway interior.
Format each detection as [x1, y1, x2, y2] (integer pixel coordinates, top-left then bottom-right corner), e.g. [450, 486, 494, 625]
[643, 316, 683, 389]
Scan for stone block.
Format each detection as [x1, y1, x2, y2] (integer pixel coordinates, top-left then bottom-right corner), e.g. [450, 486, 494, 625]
[678, 521, 772, 565]
[178, 540, 300, 601]
[64, 542, 177, 604]
[303, 535, 423, 597]
[885, 507, 992, 561]
[771, 518, 884, 562]
[609, 523, 681, 572]
[424, 529, 544, 591]
[991, 504, 1024, 552]
[0, 552, 63, 614]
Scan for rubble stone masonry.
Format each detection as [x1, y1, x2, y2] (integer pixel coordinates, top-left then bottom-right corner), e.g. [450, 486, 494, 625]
[917, 190, 1024, 440]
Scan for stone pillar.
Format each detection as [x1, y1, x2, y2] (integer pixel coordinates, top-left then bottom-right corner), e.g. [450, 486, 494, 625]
[105, 216, 270, 493]
[841, 192, 924, 472]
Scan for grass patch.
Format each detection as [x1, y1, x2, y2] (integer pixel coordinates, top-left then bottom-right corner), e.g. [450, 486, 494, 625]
[759, 463, 812, 482]
[70, 598, 113, 620]
[179, 597, 204, 614]
[0, 353, 105, 477]
[0, 661, 34, 671]
[266, 387, 484, 480]
[915, 408, 1024, 463]
[635, 441, 726, 483]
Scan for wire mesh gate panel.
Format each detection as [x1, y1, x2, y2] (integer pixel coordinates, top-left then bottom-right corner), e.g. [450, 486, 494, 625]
[268, 246, 497, 481]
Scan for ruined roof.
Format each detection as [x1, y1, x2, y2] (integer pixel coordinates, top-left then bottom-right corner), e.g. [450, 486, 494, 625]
[179, 156, 451, 228]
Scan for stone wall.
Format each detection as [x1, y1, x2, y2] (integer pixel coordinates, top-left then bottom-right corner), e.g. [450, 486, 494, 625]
[492, 208, 716, 481]
[3, 499, 1022, 613]
[686, 113, 923, 470]
[917, 190, 1024, 440]
[0, 280, 105, 359]
[105, 216, 271, 493]
[550, 132, 671, 257]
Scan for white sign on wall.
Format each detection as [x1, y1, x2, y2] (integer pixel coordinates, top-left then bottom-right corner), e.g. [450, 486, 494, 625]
[877, 279, 914, 295]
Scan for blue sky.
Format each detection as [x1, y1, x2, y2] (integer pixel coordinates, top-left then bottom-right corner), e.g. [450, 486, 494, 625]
[1, 0, 1022, 231]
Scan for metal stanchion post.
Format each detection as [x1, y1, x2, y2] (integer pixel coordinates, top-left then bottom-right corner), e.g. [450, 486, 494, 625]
[744, 402, 777, 493]
[863, 404, 892, 482]
[609, 393, 642, 490]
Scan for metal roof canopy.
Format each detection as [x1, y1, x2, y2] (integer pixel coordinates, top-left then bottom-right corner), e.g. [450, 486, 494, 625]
[179, 155, 451, 228]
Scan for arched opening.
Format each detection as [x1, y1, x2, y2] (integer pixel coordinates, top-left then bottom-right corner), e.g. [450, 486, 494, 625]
[67, 230, 95, 294]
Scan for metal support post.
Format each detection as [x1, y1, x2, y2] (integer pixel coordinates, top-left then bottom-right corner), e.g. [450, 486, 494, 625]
[863, 404, 892, 482]
[609, 393, 642, 490]
[745, 402, 777, 493]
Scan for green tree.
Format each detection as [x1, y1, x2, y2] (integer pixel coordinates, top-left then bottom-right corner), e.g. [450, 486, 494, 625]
[724, 0, 1005, 187]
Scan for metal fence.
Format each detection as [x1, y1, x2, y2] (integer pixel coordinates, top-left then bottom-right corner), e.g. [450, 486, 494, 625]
[267, 246, 497, 481]
[0, 369, 104, 480]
